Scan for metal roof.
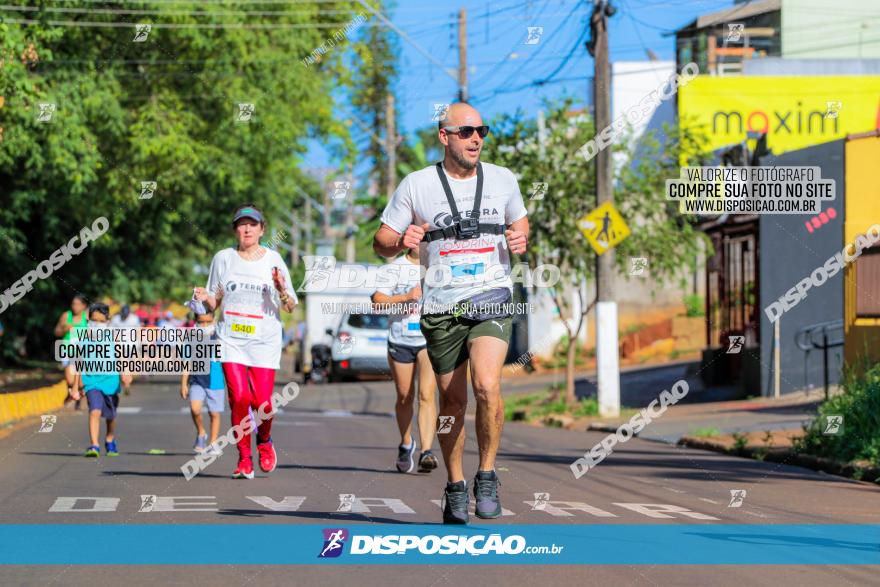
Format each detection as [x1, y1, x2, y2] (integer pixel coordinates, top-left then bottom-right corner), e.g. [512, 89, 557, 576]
[676, 0, 781, 34]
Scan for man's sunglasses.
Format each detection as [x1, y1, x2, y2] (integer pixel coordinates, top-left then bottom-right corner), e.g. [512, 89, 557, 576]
[442, 125, 490, 139]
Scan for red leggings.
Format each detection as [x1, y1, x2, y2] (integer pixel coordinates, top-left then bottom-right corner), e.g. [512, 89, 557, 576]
[222, 362, 276, 461]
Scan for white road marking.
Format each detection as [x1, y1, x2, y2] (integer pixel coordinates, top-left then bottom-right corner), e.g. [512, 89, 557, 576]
[49, 497, 120, 512]
[524, 500, 616, 517]
[145, 496, 218, 512]
[117, 407, 142, 414]
[663, 486, 686, 494]
[613, 503, 719, 520]
[321, 410, 353, 417]
[346, 497, 414, 514]
[245, 496, 306, 511]
[47, 496, 721, 520]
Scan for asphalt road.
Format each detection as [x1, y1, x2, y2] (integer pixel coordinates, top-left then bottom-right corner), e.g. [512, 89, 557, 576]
[1, 373, 877, 585]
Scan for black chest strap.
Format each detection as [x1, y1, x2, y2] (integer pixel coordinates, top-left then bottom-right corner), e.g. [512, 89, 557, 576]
[425, 162, 505, 242]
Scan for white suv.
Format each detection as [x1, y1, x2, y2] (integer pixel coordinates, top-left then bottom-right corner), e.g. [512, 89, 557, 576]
[328, 312, 390, 381]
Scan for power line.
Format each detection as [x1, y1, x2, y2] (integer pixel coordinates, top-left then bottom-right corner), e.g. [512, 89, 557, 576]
[483, 0, 584, 96]
[355, 0, 458, 84]
[1, 17, 368, 29]
[0, 4, 354, 17]
[471, 0, 553, 91]
[472, 23, 589, 104]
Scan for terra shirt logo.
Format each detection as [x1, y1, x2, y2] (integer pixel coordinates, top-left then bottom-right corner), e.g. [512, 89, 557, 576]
[319, 528, 348, 558]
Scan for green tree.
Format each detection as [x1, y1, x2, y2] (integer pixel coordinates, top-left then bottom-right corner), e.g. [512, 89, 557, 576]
[482, 98, 710, 405]
[0, 1, 370, 360]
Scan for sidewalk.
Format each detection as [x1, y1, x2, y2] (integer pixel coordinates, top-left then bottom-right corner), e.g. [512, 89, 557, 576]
[588, 388, 827, 444]
[503, 359, 743, 407]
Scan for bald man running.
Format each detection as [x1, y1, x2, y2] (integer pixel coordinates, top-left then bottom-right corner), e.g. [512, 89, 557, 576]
[373, 102, 529, 524]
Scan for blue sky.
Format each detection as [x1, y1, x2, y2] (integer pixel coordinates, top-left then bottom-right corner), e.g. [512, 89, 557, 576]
[308, 0, 735, 171]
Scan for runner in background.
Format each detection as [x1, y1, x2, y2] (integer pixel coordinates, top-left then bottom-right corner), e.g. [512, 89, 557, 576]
[372, 248, 438, 474]
[193, 203, 298, 479]
[54, 293, 89, 409]
[180, 310, 225, 455]
[81, 303, 132, 457]
[110, 304, 141, 395]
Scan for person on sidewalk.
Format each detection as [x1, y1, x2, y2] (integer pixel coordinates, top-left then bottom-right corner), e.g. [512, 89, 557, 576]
[372, 102, 528, 524]
[372, 248, 438, 474]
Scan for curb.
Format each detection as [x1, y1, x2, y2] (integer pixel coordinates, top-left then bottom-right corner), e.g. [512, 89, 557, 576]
[678, 435, 880, 484]
[0, 380, 67, 427]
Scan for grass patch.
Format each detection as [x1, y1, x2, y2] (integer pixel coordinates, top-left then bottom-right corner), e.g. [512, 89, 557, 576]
[503, 393, 543, 421]
[504, 386, 601, 422]
[795, 361, 880, 465]
[689, 427, 721, 438]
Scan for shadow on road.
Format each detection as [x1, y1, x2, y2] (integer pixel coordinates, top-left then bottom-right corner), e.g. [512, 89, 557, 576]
[100, 470, 229, 479]
[496, 450, 847, 484]
[277, 463, 395, 474]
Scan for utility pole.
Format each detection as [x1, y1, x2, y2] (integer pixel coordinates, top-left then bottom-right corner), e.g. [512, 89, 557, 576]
[345, 166, 355, 263]
[457, 8, 468, 102]
[537, 108, 547, 159]
[290, 209, 299, 268]
[590, 0, 620, 418]
[304, 196, 313, 255]
[322, 181, 331, 240]
[385, 93, 396, 199]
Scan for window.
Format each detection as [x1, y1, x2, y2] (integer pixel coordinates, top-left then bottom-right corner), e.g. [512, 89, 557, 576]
[347, 313, 389, 330]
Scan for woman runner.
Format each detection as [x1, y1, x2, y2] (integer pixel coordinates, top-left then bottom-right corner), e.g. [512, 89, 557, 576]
[193, 204, 298, 479]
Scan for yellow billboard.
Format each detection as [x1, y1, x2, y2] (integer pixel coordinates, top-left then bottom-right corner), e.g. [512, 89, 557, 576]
[678, 76, 880, 155]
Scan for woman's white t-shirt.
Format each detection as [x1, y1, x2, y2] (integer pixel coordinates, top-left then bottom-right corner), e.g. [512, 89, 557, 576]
[376, 256, 426, 347]
[206, 247, 298, 369]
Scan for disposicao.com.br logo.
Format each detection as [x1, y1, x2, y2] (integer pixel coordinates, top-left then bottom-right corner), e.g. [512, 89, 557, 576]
[318, 528, 563, 558]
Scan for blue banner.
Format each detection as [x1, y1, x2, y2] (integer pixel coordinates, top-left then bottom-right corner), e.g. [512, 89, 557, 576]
[0, 524, 876, 565]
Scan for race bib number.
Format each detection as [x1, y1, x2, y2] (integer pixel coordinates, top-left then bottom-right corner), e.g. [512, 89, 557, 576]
[225, 311, 262, 340]
[441, 253, 489, 285]
[402, 315, 422, 337]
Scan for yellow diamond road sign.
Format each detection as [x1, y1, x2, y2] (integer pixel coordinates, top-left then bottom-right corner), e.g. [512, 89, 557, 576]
[577, 201, 631, 255]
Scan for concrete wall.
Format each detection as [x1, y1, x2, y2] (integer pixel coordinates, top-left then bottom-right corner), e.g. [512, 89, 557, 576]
[759, 140, 845, 396]
[0, 381, 66, 426]
[612, 61, 676, 143]
[782, 0, 880, 58]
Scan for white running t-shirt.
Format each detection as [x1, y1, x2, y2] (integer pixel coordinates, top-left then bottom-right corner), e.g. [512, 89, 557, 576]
[376, 256, 426, 347]
[206, 247, 298, 369]
[380, 161, 527, 311]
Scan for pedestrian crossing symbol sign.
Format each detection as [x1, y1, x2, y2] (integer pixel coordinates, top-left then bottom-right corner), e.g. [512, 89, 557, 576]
[577, 201, 630, 255]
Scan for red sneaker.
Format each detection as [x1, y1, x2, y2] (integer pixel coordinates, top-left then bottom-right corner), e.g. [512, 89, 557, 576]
[233, 457, 254, 479]
[257, 439, 277, 473]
